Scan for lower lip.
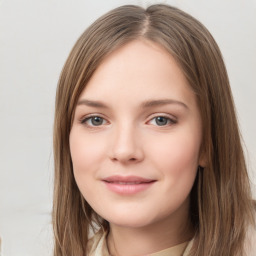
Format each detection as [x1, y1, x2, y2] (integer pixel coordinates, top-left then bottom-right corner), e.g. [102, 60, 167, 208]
[103, 181, 155, 195]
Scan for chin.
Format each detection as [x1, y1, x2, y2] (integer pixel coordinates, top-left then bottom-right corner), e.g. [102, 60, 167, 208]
[108, 217, 152, 229]
[101, 211, 157, 229]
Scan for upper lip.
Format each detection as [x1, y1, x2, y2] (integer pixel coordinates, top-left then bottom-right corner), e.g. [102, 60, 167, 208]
[102, 175, 156, 183]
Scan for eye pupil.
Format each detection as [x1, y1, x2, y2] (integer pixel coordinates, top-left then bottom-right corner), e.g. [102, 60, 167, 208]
[156, 116, 168, 126]
[92, 116, 103, 126]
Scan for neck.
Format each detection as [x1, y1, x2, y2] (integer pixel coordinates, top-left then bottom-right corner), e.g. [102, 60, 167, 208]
[107, 203, 193, 256]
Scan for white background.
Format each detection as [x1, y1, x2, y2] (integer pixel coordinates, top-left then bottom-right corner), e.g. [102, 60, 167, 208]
[0, 0, 255, 255]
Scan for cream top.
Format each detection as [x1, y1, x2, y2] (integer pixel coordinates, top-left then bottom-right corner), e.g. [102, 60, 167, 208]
[87, 231, 193, 256]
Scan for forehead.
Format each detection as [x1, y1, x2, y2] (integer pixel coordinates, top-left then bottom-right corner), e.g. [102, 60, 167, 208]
[79, 40, 196, 108]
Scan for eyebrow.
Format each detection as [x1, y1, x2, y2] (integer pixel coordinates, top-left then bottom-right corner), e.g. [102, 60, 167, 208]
[77, 99, 188, 109]
[77, 99, 108, 108]
[141, 99, 188, 109]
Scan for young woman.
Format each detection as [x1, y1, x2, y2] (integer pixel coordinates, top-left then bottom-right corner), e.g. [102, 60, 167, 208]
[53, 4, 256, 256]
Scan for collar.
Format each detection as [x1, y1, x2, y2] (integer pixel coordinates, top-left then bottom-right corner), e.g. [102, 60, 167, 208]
[89, 231, 193, 256]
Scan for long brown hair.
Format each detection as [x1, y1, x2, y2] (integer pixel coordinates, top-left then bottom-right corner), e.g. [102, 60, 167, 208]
[53, 4, 255, 256]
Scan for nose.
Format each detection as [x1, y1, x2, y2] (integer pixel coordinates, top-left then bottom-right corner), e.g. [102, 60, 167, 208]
[109, 124, 144, 164]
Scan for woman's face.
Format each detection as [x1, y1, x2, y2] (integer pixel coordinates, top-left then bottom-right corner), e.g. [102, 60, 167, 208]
[70, 40, 204, 229]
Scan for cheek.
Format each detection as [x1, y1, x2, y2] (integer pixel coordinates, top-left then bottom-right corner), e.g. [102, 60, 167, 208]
[69, 129, 106, 205]
[148, 133, 200, 213]
[151, 132, 200, 163]
[69, 129, 105, 174]
[147, 130, 201, 185]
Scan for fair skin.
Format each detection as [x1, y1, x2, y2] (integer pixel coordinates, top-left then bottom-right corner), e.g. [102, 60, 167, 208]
[70, 40, 204, 256]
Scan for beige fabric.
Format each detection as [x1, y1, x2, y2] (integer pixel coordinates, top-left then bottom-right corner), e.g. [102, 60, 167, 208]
[245, 224, 256, 256]
[88, 225, 256, 256]
[88, 231, 191, 256]
[150, 241, 189, 256]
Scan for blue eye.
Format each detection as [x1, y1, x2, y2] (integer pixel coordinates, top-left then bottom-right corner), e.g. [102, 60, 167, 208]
[149, 116, 176, 126]
[82, 116, 106, 126]
[155, 116, 168, 126]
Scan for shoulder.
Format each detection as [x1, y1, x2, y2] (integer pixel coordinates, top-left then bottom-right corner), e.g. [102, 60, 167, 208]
[87, 230, 109, 256]
[183, 239, 193, 256]
[245, 223, 256, 256]
[182, 224, 256, 256]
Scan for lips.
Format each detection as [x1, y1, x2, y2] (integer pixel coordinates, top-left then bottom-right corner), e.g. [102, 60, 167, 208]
[103, 175, 154, 183]
[102, 175, 156, 195]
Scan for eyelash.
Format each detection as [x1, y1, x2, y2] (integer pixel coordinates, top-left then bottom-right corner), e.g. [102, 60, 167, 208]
[148, 115, 177, 126]
[80, 114, 177, 128]
[80, 115, 108, 127]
